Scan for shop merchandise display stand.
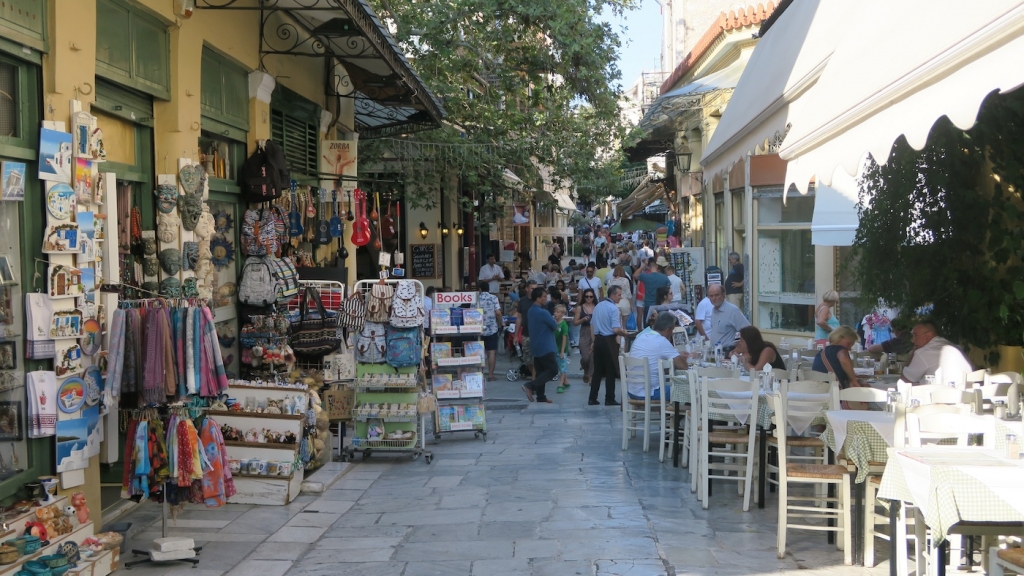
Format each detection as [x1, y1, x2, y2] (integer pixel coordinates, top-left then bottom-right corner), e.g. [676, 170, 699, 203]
[343, 279, 432, 464]
[430, 315, 488, 442]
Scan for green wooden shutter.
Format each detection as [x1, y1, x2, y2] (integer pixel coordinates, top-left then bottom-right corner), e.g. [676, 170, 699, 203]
[271, 109, 318, 178]
[95, 0, 170, 100]
[200, 47, 250, 132]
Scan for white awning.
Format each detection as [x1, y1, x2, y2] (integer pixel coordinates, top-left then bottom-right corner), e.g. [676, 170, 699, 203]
[700, 0, 851, 181]
[780, 0, 1024, 192]
[810, 166, 860, 246]
[638, 53, 750, 136]
[554, 192, 577, 212]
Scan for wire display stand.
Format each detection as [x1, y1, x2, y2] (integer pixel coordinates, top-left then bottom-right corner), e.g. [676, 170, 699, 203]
[343, 279, 432, 464]
[429, 324, 489, 443]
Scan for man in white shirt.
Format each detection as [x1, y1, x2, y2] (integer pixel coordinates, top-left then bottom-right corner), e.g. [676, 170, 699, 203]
[478, 254, 504, 293]
[577, 263, 604, 300]
[627, 314, 688, 400]
[637, 241, 654, 264]
[665, 265, 684, 304]
[694, 294, 714, 339]
[902, 322, 972, 384]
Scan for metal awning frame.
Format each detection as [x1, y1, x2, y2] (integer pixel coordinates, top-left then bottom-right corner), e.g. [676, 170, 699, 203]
[195, 0, 445, 138]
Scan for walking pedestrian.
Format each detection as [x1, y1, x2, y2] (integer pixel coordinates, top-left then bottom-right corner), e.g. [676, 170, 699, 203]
[589, 285, 627, 406]
[574, 288, 597, 384]
[477, 280, 503, 381]
[553, 304, 570, 393]
[514, 280, 539, 381]
[523, 287, 557, 404]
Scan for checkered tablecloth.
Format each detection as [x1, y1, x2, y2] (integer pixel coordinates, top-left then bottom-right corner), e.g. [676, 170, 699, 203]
[877, 448, 1024, 542]
[668, 375, 772, 428]
[822, 420, 890, 483]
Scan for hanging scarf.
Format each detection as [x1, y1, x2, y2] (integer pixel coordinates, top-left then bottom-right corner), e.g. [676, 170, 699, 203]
[132, 420, 151, 499]
[199, 418, 234, 507]
[176, 419, 194, 487]
[141, 308, 166, 405]
[122, 310, 138, 394]
[161, 308, 178, 397]
[185, 310, 197, 395]
[199, 307, 229, 396]
[107, 308, 126, 398]
[121, 418, 139, 498]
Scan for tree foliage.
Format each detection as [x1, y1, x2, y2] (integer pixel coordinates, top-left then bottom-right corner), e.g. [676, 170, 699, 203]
[853, 88, 1024, 358]
[363, 0, 637, 218]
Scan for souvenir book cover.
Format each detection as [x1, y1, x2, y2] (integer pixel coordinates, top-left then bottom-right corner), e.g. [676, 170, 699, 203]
[432, 374, 452, 391]
[463, 372, 484, 394]
[438, 406, 456, 430]
[431, 342, 452, 359]
[452, 379, 466, 391]
[462, 308, 484, 326]
[463, 341, 485, 359]
[465, 404, 485, 426]
[430, 309, 450, 328]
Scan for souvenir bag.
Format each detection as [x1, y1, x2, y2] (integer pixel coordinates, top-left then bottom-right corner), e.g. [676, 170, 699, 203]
[385, 325, 422, 368]
[340, 294, 366, 331]
[355, 321, 387, 363]
[240, 208, 281, 256]
[365, 282, 394, 323]
[389, 280, 425, 328]
[290, 287, 341, 357]
[241, 140, 290, 203]
[335, 338, 356, 379]
[267, 256, 299, 306]
[238, 256, 279, 306]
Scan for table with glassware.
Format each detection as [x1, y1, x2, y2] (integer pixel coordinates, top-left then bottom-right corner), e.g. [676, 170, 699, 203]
[879, 447, 1024, 576]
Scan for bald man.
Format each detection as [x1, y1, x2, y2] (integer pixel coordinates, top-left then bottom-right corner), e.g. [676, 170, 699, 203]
[707, 283, 750, 349]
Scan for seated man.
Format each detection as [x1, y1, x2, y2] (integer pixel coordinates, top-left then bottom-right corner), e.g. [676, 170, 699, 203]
[626, 314, 689, 400]
[901, 322, 972, 384]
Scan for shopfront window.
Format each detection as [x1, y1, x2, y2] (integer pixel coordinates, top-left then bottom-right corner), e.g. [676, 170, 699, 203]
[0, 202, 28, 480]
[755, 188, 815, 333]
[836, 245, 868, 329]
[713, 192, 724, 266]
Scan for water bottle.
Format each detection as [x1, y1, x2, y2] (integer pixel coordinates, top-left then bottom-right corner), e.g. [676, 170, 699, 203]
[885, 388, 897, 413]
[1006, 434, 1020, 460]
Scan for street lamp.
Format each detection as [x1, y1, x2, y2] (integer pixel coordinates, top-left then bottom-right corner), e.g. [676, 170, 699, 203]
[675, 150, 692, 173]
[455, 221, 464, 236]
[439, 221, 450, 238]
[419, 222, 429, 239]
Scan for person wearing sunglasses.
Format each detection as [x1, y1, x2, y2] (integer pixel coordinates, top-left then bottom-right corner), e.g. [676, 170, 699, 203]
[573, 289, 597, 384]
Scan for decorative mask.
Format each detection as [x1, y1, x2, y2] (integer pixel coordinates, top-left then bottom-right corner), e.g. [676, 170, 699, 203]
[141, 281, 160, 295]
[157, 213, 180, 244]
[182, 242, 199, 271]
[159, 248, 181, 275]
[194, 210, 215, 240]
[178, 164, 204, 195]
[182, 277, 199, 298]
[159, 277, 182, 298]
[178, 192, 204, 231]
[143, 257, 159, 277]
[142, 237, 157, 256]
[155, 183, 178, 214]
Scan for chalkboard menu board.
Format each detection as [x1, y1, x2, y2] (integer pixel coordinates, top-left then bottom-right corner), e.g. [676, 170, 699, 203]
[411, 244, 439, 278]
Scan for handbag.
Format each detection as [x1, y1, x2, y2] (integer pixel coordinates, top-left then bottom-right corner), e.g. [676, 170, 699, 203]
[335, 338, 356, 379]
[625, 311, 638, 332]
[365, 282, 394, 323]
[340, 294, 366, 331]
[289, 287, 341, 357]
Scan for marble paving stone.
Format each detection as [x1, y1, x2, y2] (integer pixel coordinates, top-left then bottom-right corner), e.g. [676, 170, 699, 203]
[221, 508, 298, 535]
[303, 500, 354, 515]
[424, 475, 465, 488]
[437, 494, 487, 509]
[402, 560, 474, 575]
[431, 458, 479, 466]
[393, 540, 513, 561]
[322, 524, 410, 539]
[531, 558, 596, 576]
[482, 501, 553, 522]
[225, 559, 292, 576]
[660, 545, 720, 567]
[285, 561, 407, 576]
[317, 488, 366, 501]
[329, 478, 375, 490]
[594, 559, 669, 576]
[405, 523, 481, 543]
[266, 525, 329, 543]
[315, 537, 403, 549]
[470, 557, 532, 576]
[131, 530, 267, 543]
[477, 521, 541, 539]
[285, 512, 341, 528]
[326, 512, 381, 526]
[558, 537, 661, 561]
[248, 542, 311, 561]
[301, 545, 396, 563]
[378, 507, 481, 526]
[513, 538, 559, 559]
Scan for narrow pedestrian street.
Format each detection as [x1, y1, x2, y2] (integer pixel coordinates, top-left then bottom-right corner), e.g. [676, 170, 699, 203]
[113, 354, 890, 576]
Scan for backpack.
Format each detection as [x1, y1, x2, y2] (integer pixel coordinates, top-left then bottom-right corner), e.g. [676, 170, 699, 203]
[267, 256, 299, 306]
[239, 257, 277, 306]
[365, 283, 394, 323]
[240, 208, 282, 256]
[241, 140, 289, 203]
[389, 280, 425, 328]
[355, 321, 387, 363]
[385, 325, 422, 368]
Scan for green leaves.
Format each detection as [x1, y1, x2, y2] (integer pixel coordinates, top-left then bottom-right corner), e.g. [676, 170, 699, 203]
[854, 89, 1024, 351]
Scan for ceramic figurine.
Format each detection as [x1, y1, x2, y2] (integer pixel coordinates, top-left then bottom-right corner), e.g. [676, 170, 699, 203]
[71, 492, 89, 525]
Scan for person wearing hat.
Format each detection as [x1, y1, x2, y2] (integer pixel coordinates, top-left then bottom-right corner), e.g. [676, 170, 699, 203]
[634, 257, 670, 329]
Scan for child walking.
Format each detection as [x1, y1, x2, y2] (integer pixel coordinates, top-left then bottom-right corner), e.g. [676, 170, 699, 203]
[554, 304, 571, 393]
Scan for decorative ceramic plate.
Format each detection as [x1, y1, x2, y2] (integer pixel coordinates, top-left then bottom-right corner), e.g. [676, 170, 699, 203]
[83, 366, 102, 406]
[46, 184, 76, 220]
[57, 377, 87, 413]
[213, 210, 233, 234]
[80, 318, 102, 356]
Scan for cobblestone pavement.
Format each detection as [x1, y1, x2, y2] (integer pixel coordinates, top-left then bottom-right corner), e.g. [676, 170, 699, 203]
[113, 351, 891, 575]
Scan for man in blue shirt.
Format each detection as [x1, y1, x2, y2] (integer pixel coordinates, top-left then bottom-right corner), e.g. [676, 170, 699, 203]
[524, 287, 557, 403]
[589, 285, 628, 406]
[634, 257, 670, 329]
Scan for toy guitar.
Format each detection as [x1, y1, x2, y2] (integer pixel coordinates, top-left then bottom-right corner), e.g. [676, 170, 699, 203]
[350, 188, 371, 247]
[330, 189, 342, 238]
[288, 180, 303, 237]
[372, 191, 383, 250]
[381, 200, 396, 240]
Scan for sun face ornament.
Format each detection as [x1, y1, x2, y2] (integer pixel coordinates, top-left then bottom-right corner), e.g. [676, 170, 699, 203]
[210, 235, 235, 270]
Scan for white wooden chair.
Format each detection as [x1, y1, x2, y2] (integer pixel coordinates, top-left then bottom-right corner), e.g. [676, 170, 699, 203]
[832, 386, 888, 410]
[763, 380, 832, 495]
[688, 367, 740, 493]
[620, 355, 666, 456]
[990, 547, 1024, 576]
[698, 376, 759, 511]
[799, 369, 838, 384]
[769, 391, 852, 565]
[929, 387, 980, 412]
[986, 371, 1024, 386]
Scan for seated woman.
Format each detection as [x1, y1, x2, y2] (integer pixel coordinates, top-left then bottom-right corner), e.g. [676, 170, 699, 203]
[734, 326, 786, 371]
[811, 325, 866, 390]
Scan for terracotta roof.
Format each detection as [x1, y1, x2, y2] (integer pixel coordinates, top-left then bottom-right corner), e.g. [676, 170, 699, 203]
[660, 2, 778, 94]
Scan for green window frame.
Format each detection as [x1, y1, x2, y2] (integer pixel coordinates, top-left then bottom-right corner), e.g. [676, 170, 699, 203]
[95, 0, 171, 100]
[0, 0, 47, 53]
[201, 47, 250, 132]
[94, 80, 155, 224]
[270, 86, 321, 181]
[0, 56, 52, 504]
